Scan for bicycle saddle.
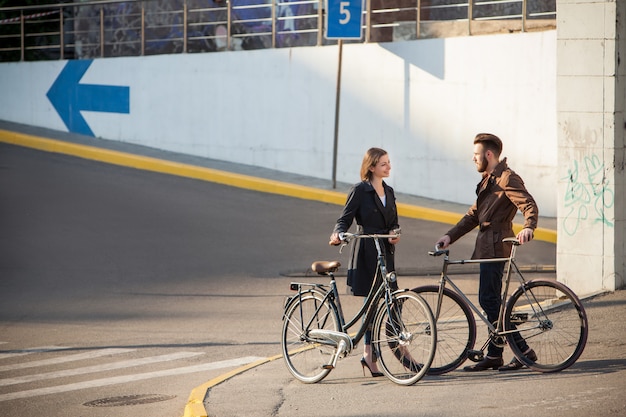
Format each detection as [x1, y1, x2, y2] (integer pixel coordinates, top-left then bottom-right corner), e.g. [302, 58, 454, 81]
[311, 261, 341, 274]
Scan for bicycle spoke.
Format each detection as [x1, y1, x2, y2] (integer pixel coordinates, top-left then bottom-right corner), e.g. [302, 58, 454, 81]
[410, 285, 476, 374]
[281, 291, 340, 383]
[505, 280, 588, 372]
[372, 291, 436, 385]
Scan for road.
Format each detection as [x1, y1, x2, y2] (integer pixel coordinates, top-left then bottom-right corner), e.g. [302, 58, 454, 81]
[0, 143, 329, 416]
[0, 142, 560, 417]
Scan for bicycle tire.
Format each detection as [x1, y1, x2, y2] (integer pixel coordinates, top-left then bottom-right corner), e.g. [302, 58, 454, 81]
[281, 290, 341, 383]
[504, 279, 588, 373]
[372, 290, 436, 385]
[411, 285, 477, 375]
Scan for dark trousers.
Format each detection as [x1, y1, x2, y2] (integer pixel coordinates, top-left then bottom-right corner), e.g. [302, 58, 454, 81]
[480, 262, 530, 357]
[479, 262, 505, 357]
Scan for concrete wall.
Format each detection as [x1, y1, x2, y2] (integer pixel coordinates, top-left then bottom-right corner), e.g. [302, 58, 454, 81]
[0, 31, 559, 216]
[556, 0, 626, 294]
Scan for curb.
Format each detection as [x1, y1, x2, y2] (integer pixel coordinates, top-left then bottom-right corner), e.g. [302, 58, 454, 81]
[182, 354, 283, 417]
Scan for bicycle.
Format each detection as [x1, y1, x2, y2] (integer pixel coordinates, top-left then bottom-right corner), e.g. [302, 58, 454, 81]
[281, 232, 437, 386]
[412, 237, 588, 375]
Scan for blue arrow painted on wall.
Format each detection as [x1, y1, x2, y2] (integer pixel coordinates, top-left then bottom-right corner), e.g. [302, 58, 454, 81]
[46, 60, 130, 137]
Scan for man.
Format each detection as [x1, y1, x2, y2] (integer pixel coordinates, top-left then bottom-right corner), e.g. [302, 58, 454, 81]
[436, 133, 539, 371]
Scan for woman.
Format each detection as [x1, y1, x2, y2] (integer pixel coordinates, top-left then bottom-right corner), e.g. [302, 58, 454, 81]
[329, 147, 401, 377]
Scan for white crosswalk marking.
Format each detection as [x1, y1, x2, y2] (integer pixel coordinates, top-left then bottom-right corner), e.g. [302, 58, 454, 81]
[0, 346, 263, 403]
[0, 348, 134, 372]
[0, 346, 66, 360]
[0, 351, 203, 386]
[0, 356, 262, 402]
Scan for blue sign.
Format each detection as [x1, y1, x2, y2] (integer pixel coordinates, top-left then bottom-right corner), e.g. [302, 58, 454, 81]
[325, 0, 364, 39]
[47, 60, 130, 137]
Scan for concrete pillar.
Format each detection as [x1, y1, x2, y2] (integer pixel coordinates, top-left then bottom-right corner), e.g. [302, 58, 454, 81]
[556, 0, 626, 295]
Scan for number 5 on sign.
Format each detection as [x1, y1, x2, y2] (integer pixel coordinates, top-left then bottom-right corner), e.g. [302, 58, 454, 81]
[325, 0, 364, 39]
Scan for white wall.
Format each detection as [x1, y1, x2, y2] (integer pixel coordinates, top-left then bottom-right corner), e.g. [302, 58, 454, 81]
[0, 30, 558, 216]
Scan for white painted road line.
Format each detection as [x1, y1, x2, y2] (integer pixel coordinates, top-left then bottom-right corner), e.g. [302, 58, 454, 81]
[0, 356, 264, 402]
[0, 351, 203, 386]
[0, 348, 135, 372]
[0, 346, 66, 360]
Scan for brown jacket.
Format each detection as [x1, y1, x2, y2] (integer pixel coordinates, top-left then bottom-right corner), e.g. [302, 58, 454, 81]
[446, 158, 538, 259]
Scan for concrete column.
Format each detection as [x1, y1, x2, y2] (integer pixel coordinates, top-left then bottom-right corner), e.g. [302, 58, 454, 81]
[556, 0, 626, 295]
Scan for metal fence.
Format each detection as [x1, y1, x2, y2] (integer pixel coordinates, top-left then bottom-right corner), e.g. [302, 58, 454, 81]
[0, 0, 555, 62]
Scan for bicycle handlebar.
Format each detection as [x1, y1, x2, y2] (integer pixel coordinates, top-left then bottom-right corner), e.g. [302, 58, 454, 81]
[339, 231, 401, 242]
[330, 230, 401, 251]
[428, 246, 449, 257]
[428, 237, 521, 257]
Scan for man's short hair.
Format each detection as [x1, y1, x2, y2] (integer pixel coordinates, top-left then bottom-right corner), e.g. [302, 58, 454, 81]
[474, 133, 502, 157]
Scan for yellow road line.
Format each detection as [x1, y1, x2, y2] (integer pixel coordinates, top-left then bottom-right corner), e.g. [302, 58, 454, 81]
[0, 129, 557, 244]
[182, 354, 283, 417]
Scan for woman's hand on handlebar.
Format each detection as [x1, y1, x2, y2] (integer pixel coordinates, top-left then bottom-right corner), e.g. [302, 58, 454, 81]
[388, 228, 401, 245]
[329, 232, 342, 246]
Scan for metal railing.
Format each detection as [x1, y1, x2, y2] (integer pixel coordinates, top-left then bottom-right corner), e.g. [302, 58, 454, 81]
[0, 0, 555, 62]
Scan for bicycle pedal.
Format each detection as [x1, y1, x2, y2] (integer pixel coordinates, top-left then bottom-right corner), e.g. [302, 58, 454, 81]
[467, 350, 484, 362]
[493, 336, 506, 348]
[510, 313, 529, 324]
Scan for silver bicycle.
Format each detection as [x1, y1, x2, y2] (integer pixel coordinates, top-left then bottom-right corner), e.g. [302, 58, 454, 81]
[412, 237, 588, 375]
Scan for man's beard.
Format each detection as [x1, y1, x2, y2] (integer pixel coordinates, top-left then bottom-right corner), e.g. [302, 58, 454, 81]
[476, 157, 488, 173]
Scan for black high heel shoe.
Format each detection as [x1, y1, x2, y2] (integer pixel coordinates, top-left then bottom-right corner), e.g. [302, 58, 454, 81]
[360, 357, 383, 377]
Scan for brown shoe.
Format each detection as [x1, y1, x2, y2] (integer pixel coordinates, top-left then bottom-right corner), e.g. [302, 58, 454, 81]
[463, 356, 504, 372]
[499, 349, 537, 371]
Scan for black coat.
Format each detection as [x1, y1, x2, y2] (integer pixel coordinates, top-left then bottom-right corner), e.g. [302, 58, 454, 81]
[333, 181, 399, 296]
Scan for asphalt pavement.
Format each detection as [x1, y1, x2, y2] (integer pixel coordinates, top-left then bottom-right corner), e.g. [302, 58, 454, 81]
[205, 288, 626, 417]
[1, 120, 624, 417]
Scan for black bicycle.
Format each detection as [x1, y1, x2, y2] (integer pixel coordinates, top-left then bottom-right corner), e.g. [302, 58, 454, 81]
[281, 232, 437, 385]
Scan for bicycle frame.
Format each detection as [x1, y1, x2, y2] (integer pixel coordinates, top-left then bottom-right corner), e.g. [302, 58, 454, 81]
[287, 233, 398, 350]
[418, 237, 588, 375]
[433, 241, 528, 339]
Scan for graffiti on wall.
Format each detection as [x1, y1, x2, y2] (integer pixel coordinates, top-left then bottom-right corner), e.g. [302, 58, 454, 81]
[562, 154, 615, 236]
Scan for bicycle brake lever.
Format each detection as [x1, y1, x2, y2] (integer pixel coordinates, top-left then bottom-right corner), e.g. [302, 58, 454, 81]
[339, 242, 348, 254]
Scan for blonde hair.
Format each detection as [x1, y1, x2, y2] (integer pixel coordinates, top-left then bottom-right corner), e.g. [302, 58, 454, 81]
[360, 148, 388, 181]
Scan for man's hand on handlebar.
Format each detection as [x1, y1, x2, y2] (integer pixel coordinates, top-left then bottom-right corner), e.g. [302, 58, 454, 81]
[329, 232, 342, 246]
[516, 227, 534, 244]
[435, 235, 451, 250]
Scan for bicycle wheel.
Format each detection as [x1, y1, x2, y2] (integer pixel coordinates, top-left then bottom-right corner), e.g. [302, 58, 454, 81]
[504, 279, 588, 373]
[372, 290, 436, 385]
[411, 285, 477, 375]
[281, 290, 341, 383]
